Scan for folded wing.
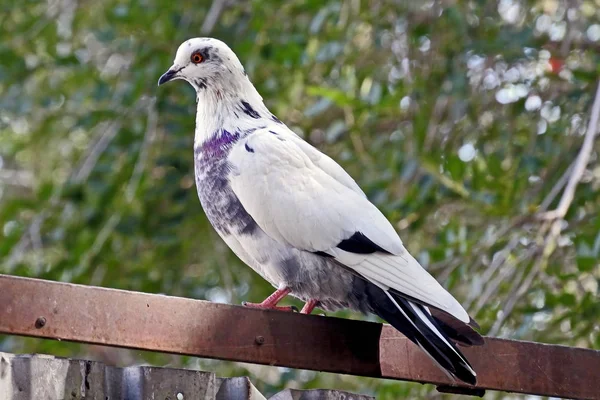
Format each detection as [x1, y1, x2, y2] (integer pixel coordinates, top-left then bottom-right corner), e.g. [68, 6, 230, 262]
[228, 129, 471, 323]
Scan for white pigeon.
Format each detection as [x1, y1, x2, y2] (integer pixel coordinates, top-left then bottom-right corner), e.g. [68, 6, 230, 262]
[158, 38, 483, 384]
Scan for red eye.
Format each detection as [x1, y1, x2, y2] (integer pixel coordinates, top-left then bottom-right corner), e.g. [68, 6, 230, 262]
[191, 53, 203, 64]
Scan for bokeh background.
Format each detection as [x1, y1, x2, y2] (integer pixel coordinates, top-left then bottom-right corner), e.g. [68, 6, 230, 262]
[1, 0, 599, 398]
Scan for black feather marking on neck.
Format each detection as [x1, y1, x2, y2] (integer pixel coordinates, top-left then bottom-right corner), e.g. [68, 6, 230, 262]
[240, 101, 260, 119]
[337, 232, 392, 254]
[271, 114, 283, 124]
[244, 142, 255, 153]
[194, 77, 208, 90]
[267, 130, 284, 140]
[245, 125, 266, 135]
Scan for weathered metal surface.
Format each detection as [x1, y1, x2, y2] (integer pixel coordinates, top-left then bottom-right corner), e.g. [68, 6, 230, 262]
[0, 274, 599, 399]
[122, 364, 217, 400]
[216, 377, 266, 400]
[0, 352, 219, 400]
[0, 353, 208, 400]
[0, 352, 364, 400]
[0, 353, 107, 400]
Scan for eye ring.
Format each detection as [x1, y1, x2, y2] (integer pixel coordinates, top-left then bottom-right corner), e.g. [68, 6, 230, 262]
[191, 52, 203, 64]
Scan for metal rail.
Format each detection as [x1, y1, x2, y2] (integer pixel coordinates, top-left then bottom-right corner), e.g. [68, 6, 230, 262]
[0, 274, 598, 399]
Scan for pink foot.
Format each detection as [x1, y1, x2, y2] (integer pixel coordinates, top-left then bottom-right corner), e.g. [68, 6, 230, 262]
[242, 301, 298, 312]
[301, 299, 319, 314]
[242, 287, 297, 312]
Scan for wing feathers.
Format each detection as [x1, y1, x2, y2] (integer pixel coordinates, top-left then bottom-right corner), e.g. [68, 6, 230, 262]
[337, 232, 392, 254]
[229, 129, 470, 323]
[230, 130, 403, 254]
[281, 131, 366, 197]
[335, 250, 470, 323]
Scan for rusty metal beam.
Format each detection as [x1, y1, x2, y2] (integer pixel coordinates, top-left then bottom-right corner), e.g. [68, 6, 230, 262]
[0, 274, 598, 400]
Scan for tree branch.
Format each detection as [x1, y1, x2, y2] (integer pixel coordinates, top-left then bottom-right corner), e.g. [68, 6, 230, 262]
[538, 160, 573, 212]
[201, 0, 228, 34]
[491, 82, 600, 334]
[488, 221, 560, 336]
[540, 81, 600, 220]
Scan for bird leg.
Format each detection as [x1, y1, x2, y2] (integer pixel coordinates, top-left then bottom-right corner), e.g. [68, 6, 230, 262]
[300, 299, 319, 314]
[242, 287, 297, 312]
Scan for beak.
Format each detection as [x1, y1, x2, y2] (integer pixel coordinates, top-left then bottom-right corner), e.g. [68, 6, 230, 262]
[158, 67, 179, 86]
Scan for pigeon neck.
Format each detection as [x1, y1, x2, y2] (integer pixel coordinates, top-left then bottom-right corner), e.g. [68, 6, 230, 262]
[193, 76, 270, 148]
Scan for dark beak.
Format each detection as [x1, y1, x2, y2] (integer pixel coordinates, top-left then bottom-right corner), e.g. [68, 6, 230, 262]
[158, 68, 178, 86]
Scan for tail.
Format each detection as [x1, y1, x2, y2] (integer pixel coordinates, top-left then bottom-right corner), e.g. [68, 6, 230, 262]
[365, 283, 479, 385]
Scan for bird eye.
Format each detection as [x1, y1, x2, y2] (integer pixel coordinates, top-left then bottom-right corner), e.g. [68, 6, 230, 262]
[191, 52, 204, 64]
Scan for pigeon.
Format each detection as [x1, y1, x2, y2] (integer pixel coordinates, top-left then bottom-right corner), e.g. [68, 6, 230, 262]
[158, 38, 483, 385]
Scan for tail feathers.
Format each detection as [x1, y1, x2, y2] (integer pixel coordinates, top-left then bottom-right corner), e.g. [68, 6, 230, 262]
[429, 308, 484, 347]
[365, 283, 477, 385]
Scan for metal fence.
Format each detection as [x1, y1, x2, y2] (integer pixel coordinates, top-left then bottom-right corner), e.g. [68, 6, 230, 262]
[0, 352, 375, 400]
[0, 274, 598, 399]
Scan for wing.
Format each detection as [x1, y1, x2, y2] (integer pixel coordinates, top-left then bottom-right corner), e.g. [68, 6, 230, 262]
[228, 129, 469, 322]
[266, 127, 366, 197]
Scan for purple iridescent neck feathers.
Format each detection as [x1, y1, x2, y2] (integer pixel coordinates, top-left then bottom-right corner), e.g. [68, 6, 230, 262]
[197, 130, 240, 157]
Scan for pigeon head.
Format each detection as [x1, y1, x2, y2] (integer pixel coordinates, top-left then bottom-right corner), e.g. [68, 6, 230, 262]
[158, 38, 247, 93]
[159, 38, 270, 144]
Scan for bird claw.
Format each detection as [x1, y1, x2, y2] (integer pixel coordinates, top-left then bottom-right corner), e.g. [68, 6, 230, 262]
[242, 301, 298, 313]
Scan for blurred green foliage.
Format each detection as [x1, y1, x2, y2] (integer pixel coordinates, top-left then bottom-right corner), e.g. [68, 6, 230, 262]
[1, 0, 599, 398]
